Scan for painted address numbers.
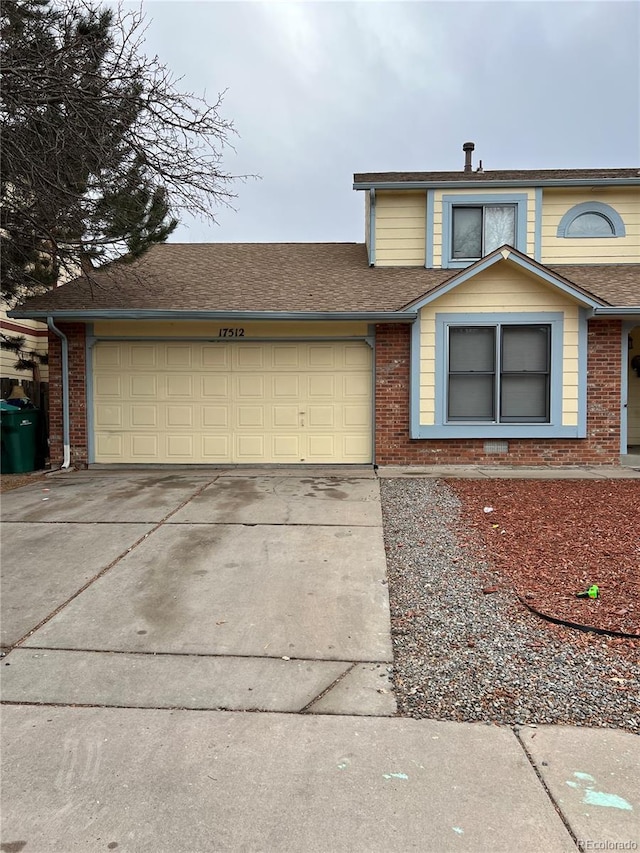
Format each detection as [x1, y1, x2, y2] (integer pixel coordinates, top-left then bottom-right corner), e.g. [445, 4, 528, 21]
[217, 328, 245, 337]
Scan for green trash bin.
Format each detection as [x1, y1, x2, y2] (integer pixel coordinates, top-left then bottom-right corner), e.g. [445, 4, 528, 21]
[0, 402, 40, 474]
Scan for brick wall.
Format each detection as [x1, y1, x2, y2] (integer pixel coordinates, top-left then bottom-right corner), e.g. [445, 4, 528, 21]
[374, 320, 622, 466]
[48, 323, 88, 468]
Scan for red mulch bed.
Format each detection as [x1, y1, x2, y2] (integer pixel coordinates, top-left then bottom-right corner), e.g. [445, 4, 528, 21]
[448, 479, 640, 637]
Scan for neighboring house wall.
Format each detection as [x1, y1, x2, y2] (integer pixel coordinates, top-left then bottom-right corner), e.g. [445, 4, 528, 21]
[375, 320, 621, 466]
[1, 312, 49, 382]
[541, 187, 640, 264]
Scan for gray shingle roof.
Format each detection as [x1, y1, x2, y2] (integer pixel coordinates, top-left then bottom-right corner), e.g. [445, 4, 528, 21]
[10, 243, 640, 315]
[354, 168, 640, 184]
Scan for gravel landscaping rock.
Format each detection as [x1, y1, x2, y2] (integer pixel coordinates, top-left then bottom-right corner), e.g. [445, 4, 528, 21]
[380, 478, 640, 733]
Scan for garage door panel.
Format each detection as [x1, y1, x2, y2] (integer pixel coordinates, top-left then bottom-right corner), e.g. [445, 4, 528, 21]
[94, 345, 121, 368]
[131, 435, 158, 458]
[202, 435, 231, 460]
[273, 375, 299, 397]
[202, 375, 228, 397]
[96, 433, 123, 458]
[130, 375, 157, 397]
[167, 435, 193, 458]
[130, 346, 157, 368]
[93, 341, 372, 464]
[202, 406, 229, 427]
[166, 406, 193, 427]
[202, 346, 229, 367]
[95, 405, 122, 427]
[95, 376, 121, 397]
[237, 406, 264, 427]
[235, 346, 264, 369]
[167, 375, 193, 398]
[236, 435, 265, 459]
[308, 375, 334, 397]
[344, 405, 370, 427]
[166, 346, 192, 367]
[130, 406, 157, 427]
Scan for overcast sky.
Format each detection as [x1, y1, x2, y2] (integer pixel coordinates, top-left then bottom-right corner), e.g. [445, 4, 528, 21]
[127, 0, 639, 244]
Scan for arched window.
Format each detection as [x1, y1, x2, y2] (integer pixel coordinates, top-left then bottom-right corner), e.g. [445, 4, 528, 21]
[557, 202, 626, 238]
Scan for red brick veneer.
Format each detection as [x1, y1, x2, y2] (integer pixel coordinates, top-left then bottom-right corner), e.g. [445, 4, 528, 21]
[46, 320, 622, 468]
[48, 323, 88, 468]
[374, 321, 622, 466]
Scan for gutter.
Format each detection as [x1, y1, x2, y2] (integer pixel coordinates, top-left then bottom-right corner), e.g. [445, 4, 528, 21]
[353, 178, 640, 191]
[10, 310, 418, 322]
[592, 307, 640, 317]
[47, 317, 71, 469]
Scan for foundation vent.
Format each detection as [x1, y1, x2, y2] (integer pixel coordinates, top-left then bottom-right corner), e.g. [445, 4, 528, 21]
[484, 440, 509, 454]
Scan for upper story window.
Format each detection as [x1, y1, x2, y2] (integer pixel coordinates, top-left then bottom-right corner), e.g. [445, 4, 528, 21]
[452, 205, 516, 260]
[442, 193, 528, 268]
[557, 201, 626, 238]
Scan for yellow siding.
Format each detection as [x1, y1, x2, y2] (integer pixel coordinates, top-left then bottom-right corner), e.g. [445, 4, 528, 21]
[628, 326, 640, 446]
[541, 187, 640, 263]
[1, 307, 49, 382]
[93, 320, 370, 339]
[374, 190, 426, 266]
[418, 261, 579, 425]
[432, 188, 536, 268]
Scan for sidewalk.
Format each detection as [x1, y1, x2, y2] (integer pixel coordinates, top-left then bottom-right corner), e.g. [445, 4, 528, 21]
[377, 464, 640, 479]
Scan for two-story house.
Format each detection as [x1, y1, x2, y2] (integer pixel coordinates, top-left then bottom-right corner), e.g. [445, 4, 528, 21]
[9, 144, 640, 468]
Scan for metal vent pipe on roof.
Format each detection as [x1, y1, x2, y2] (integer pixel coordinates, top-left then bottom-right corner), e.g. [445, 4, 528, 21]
[463, 141, 475, 172]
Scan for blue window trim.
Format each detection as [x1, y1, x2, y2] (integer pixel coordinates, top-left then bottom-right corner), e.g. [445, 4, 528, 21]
[557, 201, 626, 238]
[410, 311, 587, 439]
[441, 193, 529, 269]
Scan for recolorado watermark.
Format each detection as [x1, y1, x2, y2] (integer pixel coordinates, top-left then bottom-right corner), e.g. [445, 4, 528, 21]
[579, 842, 638, 851]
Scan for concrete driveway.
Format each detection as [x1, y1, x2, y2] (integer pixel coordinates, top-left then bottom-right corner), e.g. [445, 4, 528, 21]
[3, 469, 637, 852]
[1, 469, 395, 715]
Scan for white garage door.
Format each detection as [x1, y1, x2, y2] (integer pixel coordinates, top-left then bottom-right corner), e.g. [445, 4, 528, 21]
[92, 340, 372, 463]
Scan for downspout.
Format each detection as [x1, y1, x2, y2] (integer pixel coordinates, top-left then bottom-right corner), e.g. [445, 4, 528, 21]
[47, 317, 71, 469]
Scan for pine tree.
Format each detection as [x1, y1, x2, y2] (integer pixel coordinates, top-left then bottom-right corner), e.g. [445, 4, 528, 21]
[0, 0, 238, 305]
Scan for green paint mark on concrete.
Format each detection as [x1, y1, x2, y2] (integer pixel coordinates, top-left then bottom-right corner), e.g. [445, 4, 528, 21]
[583, 790, 633, 811]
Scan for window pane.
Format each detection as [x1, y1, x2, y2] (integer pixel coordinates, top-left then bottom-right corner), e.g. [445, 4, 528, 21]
[452, 208, 482, 258]
[566, 212, 614, 237]
[449, 327, 495, 372]
[484, 206, 516, 253]
[449, 375, 494, 420]
[501, 375, 548, 420]
[502, 326, 549, 373]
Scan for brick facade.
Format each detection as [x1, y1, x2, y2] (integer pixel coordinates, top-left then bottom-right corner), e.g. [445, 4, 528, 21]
[374, 320, 622, 466]
[48, 323, 88, 468]
[46, 320, 622, 469]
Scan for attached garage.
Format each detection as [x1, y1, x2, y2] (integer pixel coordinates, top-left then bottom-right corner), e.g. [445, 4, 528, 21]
[91, 338, 373, 464]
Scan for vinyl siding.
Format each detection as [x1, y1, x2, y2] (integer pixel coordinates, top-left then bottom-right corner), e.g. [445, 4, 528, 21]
[0, 310, 49, 381]
[541, 187, 640, 263]
[433, 188, 536, 268]
[374, 190, 426, 266]
[418, 263, 579, 426]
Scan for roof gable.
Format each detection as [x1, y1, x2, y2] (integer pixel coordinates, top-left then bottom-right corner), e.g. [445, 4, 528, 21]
[402, 246, 604, 312]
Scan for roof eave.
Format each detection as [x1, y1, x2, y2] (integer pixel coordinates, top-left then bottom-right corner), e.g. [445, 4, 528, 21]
[353, 178, 640, 191]
[8, 308, 418, 323]
[591, 306, 640, 318]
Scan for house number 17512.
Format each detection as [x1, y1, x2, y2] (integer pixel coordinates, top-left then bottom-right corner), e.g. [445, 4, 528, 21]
[217, 328, 245, 337]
